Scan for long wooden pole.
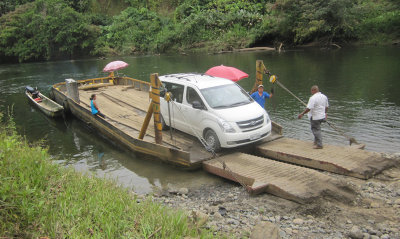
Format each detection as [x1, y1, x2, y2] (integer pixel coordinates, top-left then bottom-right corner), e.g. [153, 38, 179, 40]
[138, 100, 154, 140]
[138, 73, 163, 144]
[250, 60, 266, 94]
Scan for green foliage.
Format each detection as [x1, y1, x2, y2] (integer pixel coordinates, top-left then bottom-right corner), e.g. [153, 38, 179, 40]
[0, 0, 35, 16]
[0, 113, 218, 238]
[0, 0, 101, 62]
[62, 0, 91, 12]
[257, 0, 399, 46]
[264, 0, 358, 44]
[0, 0, 399, 62]
[174, 0, 267, 20]
[156, 1, 265, 53]
[0, 3, 45, 62]
[89, 0, 131, 16]
[352, 0, 400, 44]
[99, 7, 164, 54]
[205, 0, 267, 14]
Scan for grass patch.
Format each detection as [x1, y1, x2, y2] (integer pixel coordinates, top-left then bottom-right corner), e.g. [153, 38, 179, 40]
[0, 112, 220, 238]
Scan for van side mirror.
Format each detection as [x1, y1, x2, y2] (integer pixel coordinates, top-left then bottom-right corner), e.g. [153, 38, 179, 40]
[160, 88, 166, 97]
[192, 101, 204, 110]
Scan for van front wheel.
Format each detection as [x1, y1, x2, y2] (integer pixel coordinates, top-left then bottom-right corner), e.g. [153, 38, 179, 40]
[204, 129, 221, 153]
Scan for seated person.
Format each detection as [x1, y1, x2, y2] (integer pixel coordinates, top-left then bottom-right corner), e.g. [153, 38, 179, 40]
[90, 94, 106, 118]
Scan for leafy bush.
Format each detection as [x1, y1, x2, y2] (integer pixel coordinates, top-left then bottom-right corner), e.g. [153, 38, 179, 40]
[0, 0, 35, 16]
[99, 7, 164, 54]
[263, 0, 358, 45]
[0, 0, 101, 62]
[0, 113, 218, 238]
[1, 0, 399, 62]
[352, 0, 400, 43]
[157, 2, 265, 53]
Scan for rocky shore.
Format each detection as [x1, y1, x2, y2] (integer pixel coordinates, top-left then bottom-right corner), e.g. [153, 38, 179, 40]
[148, 153, 400, 239]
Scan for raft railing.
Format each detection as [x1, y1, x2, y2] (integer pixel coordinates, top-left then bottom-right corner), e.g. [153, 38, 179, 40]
[53, 76, 151, 93]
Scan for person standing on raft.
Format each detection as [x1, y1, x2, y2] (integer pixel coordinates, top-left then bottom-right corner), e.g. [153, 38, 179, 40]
[298, 85, 329, 149]
[251, 84, 273, 109]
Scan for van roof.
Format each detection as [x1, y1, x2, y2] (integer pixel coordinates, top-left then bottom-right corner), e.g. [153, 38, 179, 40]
[159, 73, 234, 90]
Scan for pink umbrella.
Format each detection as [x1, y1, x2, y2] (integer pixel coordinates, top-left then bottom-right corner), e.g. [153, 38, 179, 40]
[103, 60, 129, 72]
[205, 65, 249, 82]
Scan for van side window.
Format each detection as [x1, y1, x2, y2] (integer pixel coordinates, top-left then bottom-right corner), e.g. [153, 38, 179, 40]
[163, 82, 184, 103]
[186, 87, 203, 105]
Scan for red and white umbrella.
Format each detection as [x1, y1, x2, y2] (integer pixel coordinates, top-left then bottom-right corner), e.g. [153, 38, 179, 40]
[205, 65, 249, 82]
[103, 60, 129, 72]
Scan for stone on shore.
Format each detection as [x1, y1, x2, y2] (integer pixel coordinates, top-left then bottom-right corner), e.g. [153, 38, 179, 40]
[250, 221, 281, 239]
[349, 225, 364, 239]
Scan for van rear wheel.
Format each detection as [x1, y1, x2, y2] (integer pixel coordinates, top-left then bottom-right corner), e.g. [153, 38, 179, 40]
[204, 129, 221, 152]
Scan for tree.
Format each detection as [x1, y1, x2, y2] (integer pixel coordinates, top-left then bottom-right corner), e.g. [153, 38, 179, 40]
[269, 0, 357, 44]
[0, 0, 100, 62]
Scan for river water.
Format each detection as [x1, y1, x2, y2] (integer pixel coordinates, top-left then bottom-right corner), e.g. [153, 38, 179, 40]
[1, 46, 399, 194]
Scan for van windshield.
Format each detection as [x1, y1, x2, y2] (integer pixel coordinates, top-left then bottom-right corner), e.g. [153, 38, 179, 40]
[200, 84, 253, 109]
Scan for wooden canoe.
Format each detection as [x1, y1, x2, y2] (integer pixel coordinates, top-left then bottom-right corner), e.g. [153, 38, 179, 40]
[25, 90, 64, 118]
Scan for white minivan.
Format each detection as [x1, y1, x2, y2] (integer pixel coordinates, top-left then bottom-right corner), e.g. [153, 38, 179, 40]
[159, 73, 272, 152]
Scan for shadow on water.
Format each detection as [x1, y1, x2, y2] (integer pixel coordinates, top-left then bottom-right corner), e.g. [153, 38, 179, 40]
[1, 46, 399, 194]
[53, 116, 222, 194]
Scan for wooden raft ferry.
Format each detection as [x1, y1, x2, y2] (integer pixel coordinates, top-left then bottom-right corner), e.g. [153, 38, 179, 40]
[52, 75, 222, 169]
[51, 64, 395, 202]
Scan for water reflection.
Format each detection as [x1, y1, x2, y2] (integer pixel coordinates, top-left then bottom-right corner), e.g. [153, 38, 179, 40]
[46, 118, 222, 194]
[1, 46, 399, 194]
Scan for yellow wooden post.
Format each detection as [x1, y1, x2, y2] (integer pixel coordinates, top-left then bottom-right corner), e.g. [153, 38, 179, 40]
[109, 71, 115, 85]
[151, 73, 163, 144]
[138, 73, 163, 144]
[250, 60, 266, 94]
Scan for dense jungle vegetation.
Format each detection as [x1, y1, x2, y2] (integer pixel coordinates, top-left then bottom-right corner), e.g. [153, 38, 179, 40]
[0, 0, 399, 63]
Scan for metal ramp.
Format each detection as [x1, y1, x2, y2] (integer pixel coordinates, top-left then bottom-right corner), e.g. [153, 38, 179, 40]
[203, 152, 354, 203]
[256, 137, 395, 179]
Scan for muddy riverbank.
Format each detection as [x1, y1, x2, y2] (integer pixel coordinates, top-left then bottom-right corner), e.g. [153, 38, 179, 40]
[146, 152, 400, 238]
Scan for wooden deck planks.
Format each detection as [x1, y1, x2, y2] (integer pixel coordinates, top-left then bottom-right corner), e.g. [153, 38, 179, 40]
[77, 86, 206, 155]
[203, 152, 353, 203]
[256, 137, 395, 179]
[70, 84, 393, 201]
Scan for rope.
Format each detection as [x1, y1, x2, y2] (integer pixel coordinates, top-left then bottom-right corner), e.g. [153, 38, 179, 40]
[167, 101, 173, 140]
[169, 101, 252, 192]
[276, 81, 307, 107]
[272, 78, 361, 145]
[170, 101, 177, 146]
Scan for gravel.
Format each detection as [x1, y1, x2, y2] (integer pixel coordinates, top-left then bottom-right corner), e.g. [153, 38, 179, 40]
[146, 152, 400, 238]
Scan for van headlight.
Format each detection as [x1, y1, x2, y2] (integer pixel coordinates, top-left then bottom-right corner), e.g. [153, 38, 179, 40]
[264, 113, 270, 124]
[218, 118, 236, 133]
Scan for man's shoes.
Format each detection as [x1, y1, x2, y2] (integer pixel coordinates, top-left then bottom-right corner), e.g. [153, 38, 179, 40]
[313, 145, 323, 149]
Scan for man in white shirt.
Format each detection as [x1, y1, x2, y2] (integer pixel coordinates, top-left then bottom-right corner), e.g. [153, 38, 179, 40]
[298, 85, 329, 149]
